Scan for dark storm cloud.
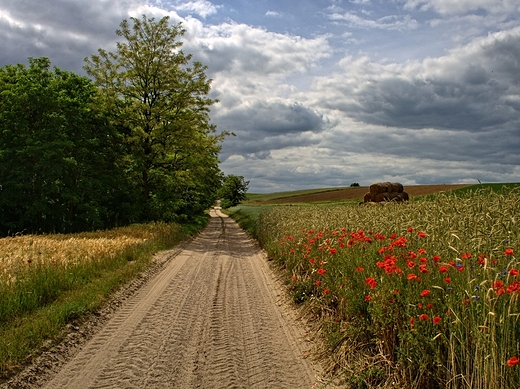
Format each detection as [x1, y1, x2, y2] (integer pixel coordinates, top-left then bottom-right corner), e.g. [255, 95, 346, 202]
[216, 100, 327, 161]
[317, 28, 520, 133]
[0, 0, 137, 72]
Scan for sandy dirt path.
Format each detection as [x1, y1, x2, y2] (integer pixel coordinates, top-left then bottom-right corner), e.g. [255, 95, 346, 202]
[39, 209, 317, 389]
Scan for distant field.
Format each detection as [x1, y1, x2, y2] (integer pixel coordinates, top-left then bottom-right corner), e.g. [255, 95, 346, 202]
[246, 184, 476, 204]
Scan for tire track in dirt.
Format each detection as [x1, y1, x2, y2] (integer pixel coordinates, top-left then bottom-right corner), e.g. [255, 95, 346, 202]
[39, 210, 317, 389]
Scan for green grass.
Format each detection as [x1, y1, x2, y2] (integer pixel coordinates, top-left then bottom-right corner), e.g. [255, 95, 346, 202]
[225, 205, 272, 239]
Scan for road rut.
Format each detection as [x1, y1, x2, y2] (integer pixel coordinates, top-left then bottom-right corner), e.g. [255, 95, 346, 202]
[40, 209, 317, 389]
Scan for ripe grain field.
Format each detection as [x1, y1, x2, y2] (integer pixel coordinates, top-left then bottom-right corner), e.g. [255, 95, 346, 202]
[234, 183, 520, 388]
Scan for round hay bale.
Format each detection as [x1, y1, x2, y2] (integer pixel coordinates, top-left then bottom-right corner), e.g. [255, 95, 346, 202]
[374, 192, 391, 202]
[363, 192, 373, 203]
[370, 182, 392, 197]
[369, 183, 382, 197]
[390, 182, 404, 193]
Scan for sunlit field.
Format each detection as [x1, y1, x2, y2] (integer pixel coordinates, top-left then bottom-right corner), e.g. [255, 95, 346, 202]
[0, 222, 188, 373]
[256, 187, 519, 388]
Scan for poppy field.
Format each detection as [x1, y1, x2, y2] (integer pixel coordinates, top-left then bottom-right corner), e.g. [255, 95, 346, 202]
[256, 188, 519, 388]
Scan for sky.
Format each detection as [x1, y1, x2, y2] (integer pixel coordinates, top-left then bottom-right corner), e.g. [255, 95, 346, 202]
[1, 0, 519, 192]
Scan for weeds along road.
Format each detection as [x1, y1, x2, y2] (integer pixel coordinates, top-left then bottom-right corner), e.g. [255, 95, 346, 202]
[41, 209, 317, 389]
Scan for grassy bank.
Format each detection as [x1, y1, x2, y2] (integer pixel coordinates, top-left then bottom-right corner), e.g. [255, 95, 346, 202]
[230, 185, 520, 388]
[0, 217, 207, 376]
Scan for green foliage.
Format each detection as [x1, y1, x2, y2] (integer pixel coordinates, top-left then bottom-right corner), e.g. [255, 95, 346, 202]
[84, 15, 224, 222]
[0, 15, 226, 235]
[225, 205, 269, 239]
[0, 58, 135, 235]
[218, 174, 249, 208]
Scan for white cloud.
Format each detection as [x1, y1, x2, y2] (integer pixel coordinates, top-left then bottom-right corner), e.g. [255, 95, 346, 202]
[328, 11, 419, 31]
[404, 0, 520, 15]
[265, 10, 282, 18]
[172, 0, 221, 18]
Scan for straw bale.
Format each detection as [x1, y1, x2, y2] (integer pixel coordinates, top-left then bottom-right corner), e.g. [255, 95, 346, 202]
[390, 182, 404, 193]
[363, 192, 373, 203]
[374, 192, 390, 202]
[373, 191, 409, 203]
[370, 182, 390, 197]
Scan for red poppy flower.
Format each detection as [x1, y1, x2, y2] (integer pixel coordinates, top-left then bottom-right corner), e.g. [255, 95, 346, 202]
[317, 268, 326, 275]
[510, 269, 519, 277]
[461, 253, 472, 260]
[492, 281, 504, 289]
[365, 277, 377, 289]
[407, 274, 417, 281]
[439, 266, 449, 273]
[418, 248, 427, 254]
[507, 281, 520, 293]
[329, 248, 337, 255]
[407, 227, 414, 233]
[417, 231, 427, 238]
[315, 280, 321, 286]
[507, 356, 519, 367]
[323, 289, 329, 294]
[504, 248, 514, 256]
[433, 316, 441, 325]
[364, 295, 372, 302]
[410, 317, 415, 326]
[432, 255, 441, 263]
[444, 277, 451, 284]
[420, 289, 431, 297]
[419, 314, 429, 321]
[356, 267, 365, 272]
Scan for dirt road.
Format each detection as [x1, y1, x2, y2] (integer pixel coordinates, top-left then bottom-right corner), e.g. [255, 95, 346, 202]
[39, 209, 317, 389]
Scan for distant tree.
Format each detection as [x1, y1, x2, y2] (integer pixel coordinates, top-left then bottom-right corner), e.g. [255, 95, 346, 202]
[350, 182, 360, 187]
[84, 15, 225, 221]
[218, 175, 250, 208]
[0, 58, 133, 235]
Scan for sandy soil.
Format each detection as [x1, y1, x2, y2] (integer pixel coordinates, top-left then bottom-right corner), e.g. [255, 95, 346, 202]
[3, 210, 319, 389]
[263, 184, 472, 204]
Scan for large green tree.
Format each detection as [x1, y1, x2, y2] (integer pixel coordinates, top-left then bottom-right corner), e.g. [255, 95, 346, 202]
[84, 15, 224, 221]
[218, 175, 250, 208]
[0, 58, 133, 235]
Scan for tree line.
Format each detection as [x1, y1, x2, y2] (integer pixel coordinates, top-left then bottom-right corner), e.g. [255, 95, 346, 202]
[0, 15, 247, 236]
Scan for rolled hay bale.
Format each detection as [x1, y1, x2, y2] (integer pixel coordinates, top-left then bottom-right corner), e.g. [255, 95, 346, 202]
[390, 182, 404, 193]
[363, 192, 373, 203]
[374, 192, 390, 202]
[370, 182, 391, 197]
[373, 191, 409, 203]
[370, 181, 404, 197]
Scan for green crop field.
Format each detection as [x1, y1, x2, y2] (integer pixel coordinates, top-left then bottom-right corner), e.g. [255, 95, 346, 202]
[228, 183, 520, 388]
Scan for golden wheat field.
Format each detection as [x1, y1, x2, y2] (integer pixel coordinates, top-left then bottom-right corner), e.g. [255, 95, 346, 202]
[0, 223, 174, 286]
